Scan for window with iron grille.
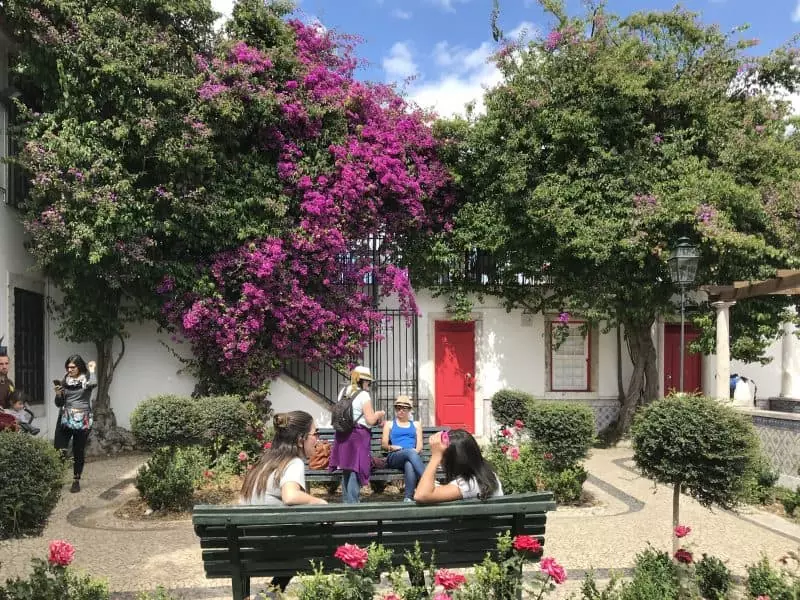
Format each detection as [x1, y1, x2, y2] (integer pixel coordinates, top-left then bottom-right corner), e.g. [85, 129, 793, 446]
[549, 321, 590, 392]
[14, 288, 45, 405]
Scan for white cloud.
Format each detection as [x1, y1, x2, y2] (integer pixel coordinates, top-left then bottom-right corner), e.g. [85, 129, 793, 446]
[408, 39, 504, 117]
[391, 9, 413, 20]
[793, 1, 800, 22]
[211, 0, 233, 26]
[507, 21, 538, 43]
[382, 42, 419, 81]
[427, 0, 469, 13]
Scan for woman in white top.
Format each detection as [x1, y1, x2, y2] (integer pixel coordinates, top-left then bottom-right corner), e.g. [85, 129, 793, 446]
[414, 428, 503, 503]
[240, 411, 327, 506]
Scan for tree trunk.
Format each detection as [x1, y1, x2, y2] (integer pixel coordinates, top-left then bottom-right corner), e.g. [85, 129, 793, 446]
[92, 337, 123, 433]
[614, 319, 658, 438]
[616, 324, 625, 402]
[672, 482, 681, 554]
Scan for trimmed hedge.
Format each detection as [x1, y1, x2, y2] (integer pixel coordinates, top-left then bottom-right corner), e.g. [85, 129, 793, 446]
[491, 389, 534, 427]
[195, 395, 250, 442]
[526, 401, 595, 469]
[135, 446, 208, 511]
[0, 431, 65, 539]
[130, 395, 201, 449]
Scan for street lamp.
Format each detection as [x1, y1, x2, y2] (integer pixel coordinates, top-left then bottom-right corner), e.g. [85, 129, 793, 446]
[667, 237, 700, 391]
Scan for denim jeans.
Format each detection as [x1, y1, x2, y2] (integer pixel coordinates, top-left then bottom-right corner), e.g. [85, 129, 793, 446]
[342, 470, 361, 504]
[386, 448, 425, 500]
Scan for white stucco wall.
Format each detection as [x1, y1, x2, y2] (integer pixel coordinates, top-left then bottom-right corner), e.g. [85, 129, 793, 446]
[268, 374, 332, 428]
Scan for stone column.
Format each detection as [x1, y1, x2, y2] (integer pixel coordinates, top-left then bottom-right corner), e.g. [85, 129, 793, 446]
[780, 306, 800, 398]
[712, 301, 735, 402]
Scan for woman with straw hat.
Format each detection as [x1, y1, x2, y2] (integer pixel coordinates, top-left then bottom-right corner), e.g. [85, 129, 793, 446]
[381, 394, 424, 502]
[328, 365, 385, 503]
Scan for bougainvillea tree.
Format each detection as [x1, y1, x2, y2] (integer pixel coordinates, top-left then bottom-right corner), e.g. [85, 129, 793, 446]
[413, 0, 800, 436]
[4, 0, 217, 432]
[159, 1, 453, 391]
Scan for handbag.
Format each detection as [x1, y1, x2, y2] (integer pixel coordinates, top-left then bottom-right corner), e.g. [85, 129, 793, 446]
[308, 441, 331, 470]
[60, 407, 93, 431]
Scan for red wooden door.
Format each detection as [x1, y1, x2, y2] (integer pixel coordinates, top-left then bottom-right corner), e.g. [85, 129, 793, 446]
[663, 324, 702, 394]
[435, 321, 475, 432]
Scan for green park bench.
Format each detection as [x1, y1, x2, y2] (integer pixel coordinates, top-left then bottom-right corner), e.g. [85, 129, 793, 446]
[306, 425, 449, 491]
[193, 491, 556, 600]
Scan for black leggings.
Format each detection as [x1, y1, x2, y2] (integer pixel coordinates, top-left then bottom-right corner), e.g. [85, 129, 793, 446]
[54, 426, 90, 478]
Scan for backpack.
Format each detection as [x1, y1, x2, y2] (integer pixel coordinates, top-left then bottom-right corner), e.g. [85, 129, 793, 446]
[332, 389, 361, 434]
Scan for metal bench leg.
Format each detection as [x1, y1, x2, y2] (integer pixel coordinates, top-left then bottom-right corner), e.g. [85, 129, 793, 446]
[272, 575, 292, 591]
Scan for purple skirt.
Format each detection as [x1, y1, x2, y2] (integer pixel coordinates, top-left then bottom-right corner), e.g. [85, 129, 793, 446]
[329, 425, 371, 486]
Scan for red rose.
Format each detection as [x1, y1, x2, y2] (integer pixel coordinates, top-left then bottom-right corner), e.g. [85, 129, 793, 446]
[434, 568, 467, 590]
[256, 431, 264, 441]
[263, 441, 272, 450]
[334, 543, 369, 570]
[514, 419, 524, 430]
[540, 556, 567, 584]
[508, 447, 520, 460]
[543, 452, 554, 461]
[501, 444, 509, 454]
[383, 595, 402, 600]
[674, 525, 691, 538]
[48, 540, 75, 567]
[512, 535, 542, 554]
[203, 469, 214, 479]
[501, 428, 513, 438]
[674, 549, 693, 564]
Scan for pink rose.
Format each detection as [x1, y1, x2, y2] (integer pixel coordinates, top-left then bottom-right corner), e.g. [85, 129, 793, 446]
[540, 556, 567, 584]
[501, 444, 509, 454]
[48, 540, 75, 567]
[383, 595, 402, 600]
[334, 543, 369, 570]
[514, 419, 524, 430]
[512, 535, 542, 554]
[674, 525, 691, 538]
[501, 428, 513, 438]
[674, 549, 693, 564]
[508, 447, 520, 460]
[238, 451, 248, 462]
[203, 469, 214, 479]
[263, 441, 272, 450]
[434, 568, 467, 590]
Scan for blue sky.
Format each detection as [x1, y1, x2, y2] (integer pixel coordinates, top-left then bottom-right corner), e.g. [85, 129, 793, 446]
[212, 0, 800, 116]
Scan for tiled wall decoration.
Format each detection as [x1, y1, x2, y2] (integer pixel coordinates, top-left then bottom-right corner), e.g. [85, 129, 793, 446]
[750, 414, 800, 477]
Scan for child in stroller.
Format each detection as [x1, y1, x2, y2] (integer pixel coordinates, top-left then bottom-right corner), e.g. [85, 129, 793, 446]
[3, 390, 40, 435]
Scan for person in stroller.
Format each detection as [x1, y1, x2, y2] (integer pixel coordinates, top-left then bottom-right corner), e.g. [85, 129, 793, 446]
[3, 390, 40, 435]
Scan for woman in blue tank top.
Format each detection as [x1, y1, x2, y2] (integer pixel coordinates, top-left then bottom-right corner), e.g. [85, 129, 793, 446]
[381, 395, 425, 502]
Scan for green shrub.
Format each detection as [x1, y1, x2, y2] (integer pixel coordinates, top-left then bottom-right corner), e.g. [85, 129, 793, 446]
[130, 395, 201, 449]
[543, 465, 588, 504]
[746, 555, 795, 600]
[194, 395, 249, 443]
[135, 446, 207, 511]
[631, 395, 760, 510]
[621, 546, 679, 600]
[486, 441, 545, 495]
[491, 389, 534, 427]
[742, 451, 780, 505]
[526, 401, 595, 469]
[0, 431, 65, 539]
[695, 554, 732, 600]
[778, 486, 800, 517]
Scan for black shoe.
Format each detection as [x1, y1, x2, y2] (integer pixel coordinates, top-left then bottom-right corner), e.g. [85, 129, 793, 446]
[70, 479, 80, 493]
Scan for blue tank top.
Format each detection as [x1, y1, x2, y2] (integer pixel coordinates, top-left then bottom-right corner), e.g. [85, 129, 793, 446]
[390, 420, 417, 449]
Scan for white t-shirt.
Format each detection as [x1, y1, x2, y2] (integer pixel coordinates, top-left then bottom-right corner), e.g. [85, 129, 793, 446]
[242, 457, 306, 505]
[337, 388, 370, 426]
[448, 475, 504, 500]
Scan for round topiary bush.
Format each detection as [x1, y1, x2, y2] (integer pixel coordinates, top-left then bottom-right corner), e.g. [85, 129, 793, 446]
[491, 389, 534, 427]
[526, 401, 595, 470]
[130, 395, 201, 449]
[135, 446, 207, 511]
[0, 431, 65, 539]
[631, 394, 760, 548]
[194, 395, 249, 443]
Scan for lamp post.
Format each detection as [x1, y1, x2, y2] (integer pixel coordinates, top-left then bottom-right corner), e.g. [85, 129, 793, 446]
[667, 237, 700, 391]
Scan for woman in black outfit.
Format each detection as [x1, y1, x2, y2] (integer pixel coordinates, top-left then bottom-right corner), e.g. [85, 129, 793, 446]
[54, 354, 96, 493]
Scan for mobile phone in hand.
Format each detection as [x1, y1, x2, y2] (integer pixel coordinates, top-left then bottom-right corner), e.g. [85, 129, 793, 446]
[53, 379, 62, 387]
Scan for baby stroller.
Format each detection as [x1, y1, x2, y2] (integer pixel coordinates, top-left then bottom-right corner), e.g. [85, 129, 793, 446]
[1, 390, 41, 435]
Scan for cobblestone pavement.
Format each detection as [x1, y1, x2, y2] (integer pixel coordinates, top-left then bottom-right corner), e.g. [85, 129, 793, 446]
[0, 448, 797, 599]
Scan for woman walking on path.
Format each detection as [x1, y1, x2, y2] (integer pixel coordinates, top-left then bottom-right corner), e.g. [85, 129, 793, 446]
[54, 354, 96, 493]
[329, 366, 385, 503]
[381, 395, 424, 502]
[414, 429, 503, 503]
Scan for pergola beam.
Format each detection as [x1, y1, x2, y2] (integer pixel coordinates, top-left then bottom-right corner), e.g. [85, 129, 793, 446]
[701, 269, 800, 302]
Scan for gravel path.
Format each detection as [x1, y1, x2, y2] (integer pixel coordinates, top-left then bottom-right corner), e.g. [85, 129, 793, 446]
[0, 447, 797, 599]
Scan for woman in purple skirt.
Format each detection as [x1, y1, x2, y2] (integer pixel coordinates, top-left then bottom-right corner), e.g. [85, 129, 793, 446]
[329, 366, 385, 503]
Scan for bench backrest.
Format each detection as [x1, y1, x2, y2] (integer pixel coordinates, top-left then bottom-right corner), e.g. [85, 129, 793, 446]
[193, 492, 555, 579]
[317, 425, 448, 463]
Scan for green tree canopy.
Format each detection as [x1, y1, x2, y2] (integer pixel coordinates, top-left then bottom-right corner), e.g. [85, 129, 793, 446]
[414, 0, 800, 434]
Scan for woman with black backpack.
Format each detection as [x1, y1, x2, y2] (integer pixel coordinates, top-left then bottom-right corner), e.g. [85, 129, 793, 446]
[328, 366, 385, 503]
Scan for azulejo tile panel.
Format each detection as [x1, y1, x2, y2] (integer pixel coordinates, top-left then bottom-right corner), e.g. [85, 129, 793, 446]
[749, 415, 800, 476]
